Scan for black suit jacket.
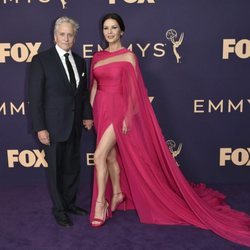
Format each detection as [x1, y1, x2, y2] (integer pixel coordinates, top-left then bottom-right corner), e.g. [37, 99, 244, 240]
[28, 47, 92, 142]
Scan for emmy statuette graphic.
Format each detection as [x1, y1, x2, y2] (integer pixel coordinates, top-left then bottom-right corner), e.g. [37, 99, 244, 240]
[166, 29, 184, 63]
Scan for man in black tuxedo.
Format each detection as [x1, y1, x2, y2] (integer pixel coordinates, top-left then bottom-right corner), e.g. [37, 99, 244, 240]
[28, 16, 93, 227]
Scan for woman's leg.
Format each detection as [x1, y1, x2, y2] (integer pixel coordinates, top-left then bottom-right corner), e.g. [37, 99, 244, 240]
[107, 147, 126, 211]
[107, 147, 121, 195]
[92, 124, 116, 223]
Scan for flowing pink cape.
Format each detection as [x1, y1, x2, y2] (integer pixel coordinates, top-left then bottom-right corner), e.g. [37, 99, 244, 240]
[89, 48, 250, 246]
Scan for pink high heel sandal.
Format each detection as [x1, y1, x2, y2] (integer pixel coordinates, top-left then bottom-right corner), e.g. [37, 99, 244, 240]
[91, 200, 110, 228]
[111, 192, 127, 212]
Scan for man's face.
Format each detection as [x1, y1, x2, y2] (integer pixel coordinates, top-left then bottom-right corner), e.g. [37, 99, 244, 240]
[54, 22, 75, 51]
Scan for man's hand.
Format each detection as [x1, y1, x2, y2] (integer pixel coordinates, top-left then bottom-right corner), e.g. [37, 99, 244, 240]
[83, 120, 93, 130]
[38, 130, 50, 145]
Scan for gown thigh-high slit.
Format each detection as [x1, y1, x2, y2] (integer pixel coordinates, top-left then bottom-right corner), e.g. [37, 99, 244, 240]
[89, 48, 250, 247]
[95, 124, 117, 157]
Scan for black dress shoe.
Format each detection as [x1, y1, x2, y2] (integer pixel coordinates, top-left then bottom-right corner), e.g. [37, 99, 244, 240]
[67, 206, 88, 216]
[54, 213, 73, 227]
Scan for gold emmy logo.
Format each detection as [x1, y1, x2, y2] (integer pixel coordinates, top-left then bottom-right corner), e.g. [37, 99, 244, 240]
[1, 0, 50, 5]
[60, 0, 67, 9]
[193, 99, 250, 113]
[220, 148, 250, 167]
[149, 96, 154, 103]
[166, 29, 184, 63]
[7, 149, 48, 168]
[82, 43, 166, 58]
[0, 102, 26, 116]
[223, 39, 250, 59]
[86, 153, 94, 166]
[109, 0, 155, 4]
[1, 1, 67, 9]
[167, 140, 182, 157]
[167, 140, 182, 166]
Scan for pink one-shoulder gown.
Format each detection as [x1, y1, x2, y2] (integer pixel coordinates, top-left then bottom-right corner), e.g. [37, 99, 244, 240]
[89, 48, 250, 247]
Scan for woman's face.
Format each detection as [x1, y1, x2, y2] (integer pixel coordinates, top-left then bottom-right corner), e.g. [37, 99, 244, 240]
[103, 18, 123, 45]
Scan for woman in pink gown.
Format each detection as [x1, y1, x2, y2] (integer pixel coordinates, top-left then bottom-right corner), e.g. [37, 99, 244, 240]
[89, 13, 250, 246]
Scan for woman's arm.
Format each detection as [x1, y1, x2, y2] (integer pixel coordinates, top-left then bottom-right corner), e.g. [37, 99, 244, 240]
[90, 79, 97, 107]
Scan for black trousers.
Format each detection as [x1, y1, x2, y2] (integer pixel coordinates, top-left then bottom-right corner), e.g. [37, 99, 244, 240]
[44, 126, 81, 216]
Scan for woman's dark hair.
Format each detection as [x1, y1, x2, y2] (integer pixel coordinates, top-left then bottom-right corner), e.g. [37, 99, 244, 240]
[101, 13, 125, 32]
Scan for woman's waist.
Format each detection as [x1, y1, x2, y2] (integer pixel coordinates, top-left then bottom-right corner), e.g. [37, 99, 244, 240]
[97, 84, 123, 94]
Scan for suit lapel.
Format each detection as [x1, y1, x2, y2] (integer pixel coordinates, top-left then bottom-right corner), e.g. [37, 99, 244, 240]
[72, 53, 82, 93]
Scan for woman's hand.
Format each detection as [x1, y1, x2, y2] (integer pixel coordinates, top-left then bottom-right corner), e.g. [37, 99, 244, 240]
[122, 120, 128, 134]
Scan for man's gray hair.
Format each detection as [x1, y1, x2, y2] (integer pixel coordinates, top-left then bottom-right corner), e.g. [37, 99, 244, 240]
[54, 16, 79, 35]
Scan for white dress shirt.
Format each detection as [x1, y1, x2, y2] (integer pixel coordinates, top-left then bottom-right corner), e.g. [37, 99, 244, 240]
[55, 44, 80, 87]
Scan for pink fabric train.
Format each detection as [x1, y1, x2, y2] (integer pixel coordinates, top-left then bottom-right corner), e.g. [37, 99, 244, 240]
[90, 48, 250, 247]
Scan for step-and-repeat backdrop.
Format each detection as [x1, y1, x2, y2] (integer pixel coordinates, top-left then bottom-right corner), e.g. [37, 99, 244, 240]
[1, 1, 249, 189]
